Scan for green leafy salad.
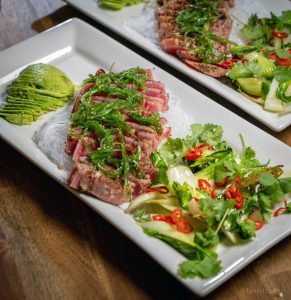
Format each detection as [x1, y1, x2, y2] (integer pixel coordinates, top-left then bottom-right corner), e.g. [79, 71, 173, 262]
[126, 123, 291, 279]
[226, 11, 291, 113]
[99, 0, 142, 10]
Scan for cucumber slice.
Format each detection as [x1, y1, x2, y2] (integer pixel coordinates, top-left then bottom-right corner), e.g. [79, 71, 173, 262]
[264, 79, 283, 112]
[237, 78, 264, 97]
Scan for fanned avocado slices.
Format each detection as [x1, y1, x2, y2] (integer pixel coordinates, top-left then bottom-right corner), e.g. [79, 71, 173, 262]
[0, 63, 74, 125]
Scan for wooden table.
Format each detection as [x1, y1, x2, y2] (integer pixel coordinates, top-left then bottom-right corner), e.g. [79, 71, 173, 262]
[0, 1, 290, 299]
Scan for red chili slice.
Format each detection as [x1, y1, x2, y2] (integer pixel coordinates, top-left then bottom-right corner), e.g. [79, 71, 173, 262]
[234, 192, 244, 209]
[185, 148, 202, 160]
[218, 58, 248, 69]
[273, 207, 287, 217]
[146, 186, 169, 194]
[175, 220, 193, 234]
[152, 214, 173, 224]
[171, 208, 183, 224]
[276, 59, 291, 67]
[185, 143, 212, 161]
[226, 176, 244, 209]
[198, 179, 215, 199]
[248, 218, 264, 231]
[152, 208, 193, 233]
[269, 50, 291, 67]
[272, 31, 288, 39]
[215, 176, 229, 188]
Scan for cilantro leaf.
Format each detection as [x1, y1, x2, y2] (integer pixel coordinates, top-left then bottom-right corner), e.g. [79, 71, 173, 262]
[240, 219, 256, 240]
[194, 229, 220, 248]
[259, 173, 285, 202]
[258, 193, 273, 221]
[199, 197, 234, 228]
[279, 177, 291, 193]
[151, 151, 168, 185]
[186, 123, 226, 149]
[223, 210, 256, 240]
[172, 181, 193, 211]
[178, 256, 221, 279]
[214, 159, 238, 183]
[159, 137, 188, 165]
[274, 67, 291, 83]
[240, 146, 261, 169]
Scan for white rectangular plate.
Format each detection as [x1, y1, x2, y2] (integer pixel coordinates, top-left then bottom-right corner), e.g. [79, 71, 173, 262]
[0, 19, 290, 297]
[64, 0, 291, 131]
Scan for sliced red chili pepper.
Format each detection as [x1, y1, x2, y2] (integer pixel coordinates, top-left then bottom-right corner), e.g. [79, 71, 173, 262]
[273, 207, 287, 217]
[171, 208, 183, 224]
[152, 214, 173, 224]
[269, 51, 278, 60]
[272, 31, 288, 39]
[225, 175, 241, 199]
[175, 220, 193, 234]
[198, 179, 215, 199]
[172, 208, 193, 233]
[226, 175, 244, 209]
[146, 186, 169, 194]
[185, 143, 212, 161]
[234, 192, 244, 209]
[215, 176, 229, 188]
[276, 59, 291, 67]
[218, 58, 248, 69]
[196, 143, 212, 150]
[269, 51, 291, 67]
[248, 218, 264, 231]
[152, 208, 193, 233]
[185, 148, 202, 160]
[194, 197, 200, 203]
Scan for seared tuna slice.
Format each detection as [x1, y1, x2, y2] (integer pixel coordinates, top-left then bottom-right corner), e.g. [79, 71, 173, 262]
[66, 67, 171, 205]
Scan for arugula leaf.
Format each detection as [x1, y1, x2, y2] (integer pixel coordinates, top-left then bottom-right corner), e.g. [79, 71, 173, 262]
[178, 256, 221, 279]
[172, 181, 193, 211]
[287, 202, 291, 213]
[194, 229, 220, 248]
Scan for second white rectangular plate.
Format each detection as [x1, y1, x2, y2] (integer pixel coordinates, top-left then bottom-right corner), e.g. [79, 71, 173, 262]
[64, 0, 291, 131]
[0, 18, 291, 297]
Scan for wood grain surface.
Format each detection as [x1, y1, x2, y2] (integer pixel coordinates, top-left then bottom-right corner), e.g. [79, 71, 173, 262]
[0, 1, 290, 300]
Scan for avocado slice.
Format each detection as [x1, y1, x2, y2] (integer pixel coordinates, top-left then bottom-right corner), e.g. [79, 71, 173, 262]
[8, 63, 74, 98]
[1, 63, 74, 125]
